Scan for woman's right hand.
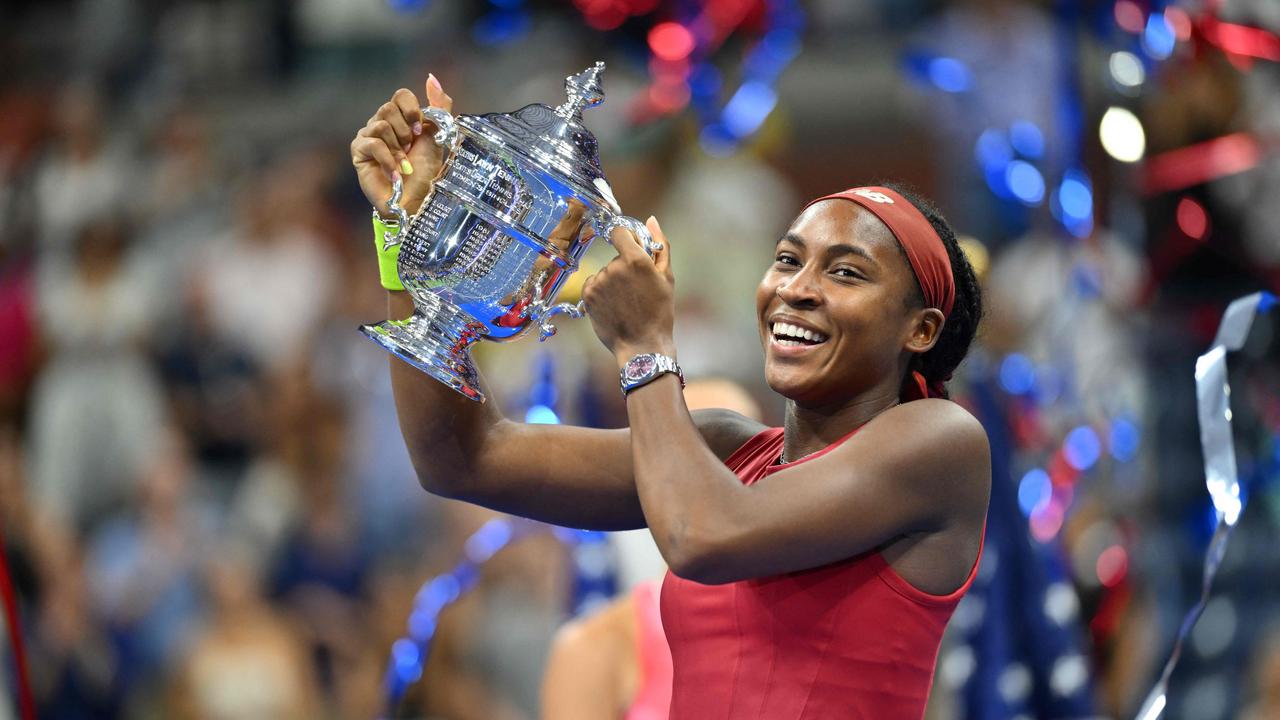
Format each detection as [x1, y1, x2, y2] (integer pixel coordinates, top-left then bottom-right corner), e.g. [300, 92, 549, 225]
[351, 73, 454, 221]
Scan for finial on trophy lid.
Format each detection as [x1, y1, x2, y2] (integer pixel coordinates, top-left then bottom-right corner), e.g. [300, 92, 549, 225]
[556, 61, 606, 121]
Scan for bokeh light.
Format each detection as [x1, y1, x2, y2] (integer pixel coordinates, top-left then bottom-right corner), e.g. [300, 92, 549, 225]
[1006, 161, 1046, 205]
[1176, 196, 1210, 240]
[1064, 426, 1102, 471]
[1010, 121, 1045, 159]
[999, 353, 1037, 396]
[1109, 418, 1141, 462]
[928, 57, 973, 93]
[1019, 468, 1053, 517]
[1100, 106, 1146, 162]
[1096, 545, 1129, 587]
[648, 22, 696, 62]
[1114, 0, 1145, 34]
[1109, 51, 1146, 90]
[525, 404, 561, 424]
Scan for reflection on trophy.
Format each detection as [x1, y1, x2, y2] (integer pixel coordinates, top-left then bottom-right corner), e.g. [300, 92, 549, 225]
[360, 62, 659, 402]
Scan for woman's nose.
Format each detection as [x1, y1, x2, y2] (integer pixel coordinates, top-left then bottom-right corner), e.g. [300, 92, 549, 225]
[776, 268, 821, 307]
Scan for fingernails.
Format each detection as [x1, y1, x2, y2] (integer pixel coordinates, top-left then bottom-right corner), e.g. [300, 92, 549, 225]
[403, 144, 412, 154]
[400, 159, 414, 175]
[427, 73, 442, 93]
[392, 171, 402, 183]
[412, 122, 423, 136]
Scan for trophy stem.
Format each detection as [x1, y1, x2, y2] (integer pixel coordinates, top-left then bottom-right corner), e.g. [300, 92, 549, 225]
[359, 296, 488, 402]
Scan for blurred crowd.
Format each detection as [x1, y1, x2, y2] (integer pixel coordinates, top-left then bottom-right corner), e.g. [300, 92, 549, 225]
[0, 1, 1279, 719]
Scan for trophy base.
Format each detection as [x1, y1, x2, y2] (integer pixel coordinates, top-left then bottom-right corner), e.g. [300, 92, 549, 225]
[359, 300, 488, 403]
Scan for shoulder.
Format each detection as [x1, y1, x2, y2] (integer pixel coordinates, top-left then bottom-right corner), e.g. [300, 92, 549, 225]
[691, 408, 769, 462]
[867, 399, 989, 459]
[835, 399, 990, 510]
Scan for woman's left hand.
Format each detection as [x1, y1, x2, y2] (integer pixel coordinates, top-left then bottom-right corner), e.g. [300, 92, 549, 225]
[581, 216, 676, 363]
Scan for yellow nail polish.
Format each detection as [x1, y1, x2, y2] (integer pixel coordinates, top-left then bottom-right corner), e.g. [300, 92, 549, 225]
[400, 159, 414, 175]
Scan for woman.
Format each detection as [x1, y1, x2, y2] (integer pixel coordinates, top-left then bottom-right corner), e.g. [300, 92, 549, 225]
[350, 75, 990, 718]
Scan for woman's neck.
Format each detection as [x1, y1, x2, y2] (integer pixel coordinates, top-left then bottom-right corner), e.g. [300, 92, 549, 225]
[781, 389, 900, 464]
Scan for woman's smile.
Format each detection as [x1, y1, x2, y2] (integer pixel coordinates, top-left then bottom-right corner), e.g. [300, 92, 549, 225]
[767, 316, 831, 356]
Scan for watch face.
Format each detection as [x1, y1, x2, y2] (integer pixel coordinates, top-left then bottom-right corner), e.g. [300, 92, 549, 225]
[625, 355, 656, 382]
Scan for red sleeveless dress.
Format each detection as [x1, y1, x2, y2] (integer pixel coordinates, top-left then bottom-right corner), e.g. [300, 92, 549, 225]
[660, 427, 983, 719]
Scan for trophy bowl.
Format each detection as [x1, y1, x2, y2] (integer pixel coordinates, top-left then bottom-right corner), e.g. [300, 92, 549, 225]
[360, 62, 659, 402]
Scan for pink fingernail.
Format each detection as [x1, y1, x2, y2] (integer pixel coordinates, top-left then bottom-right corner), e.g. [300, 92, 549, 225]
[428, 73, 442, 92]
[412, 122, 423, 136]
[392, 171, 402, 183]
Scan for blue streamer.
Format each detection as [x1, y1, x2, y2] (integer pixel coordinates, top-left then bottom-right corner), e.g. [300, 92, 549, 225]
[382, 350, 617, 715]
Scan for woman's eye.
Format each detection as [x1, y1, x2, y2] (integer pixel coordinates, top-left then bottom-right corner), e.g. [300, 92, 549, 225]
[774, 254, 799, 266]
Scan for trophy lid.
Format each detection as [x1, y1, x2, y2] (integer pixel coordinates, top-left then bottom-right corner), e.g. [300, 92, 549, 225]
[461, 62, 613, 205]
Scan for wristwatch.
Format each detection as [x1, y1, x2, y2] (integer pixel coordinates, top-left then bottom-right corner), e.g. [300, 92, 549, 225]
[620, 353, 685, 395]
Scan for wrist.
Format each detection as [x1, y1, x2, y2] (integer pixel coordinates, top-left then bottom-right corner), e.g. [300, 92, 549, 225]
[613, 339, 676, 367]
[618, 349, 684, 396]
[371, 212, 405, 292]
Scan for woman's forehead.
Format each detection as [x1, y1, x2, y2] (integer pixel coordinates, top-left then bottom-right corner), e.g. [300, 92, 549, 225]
[786, 200, 899, 256]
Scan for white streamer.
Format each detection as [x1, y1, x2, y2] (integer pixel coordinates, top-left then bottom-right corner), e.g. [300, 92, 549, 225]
[1134, 291, 1275, 720]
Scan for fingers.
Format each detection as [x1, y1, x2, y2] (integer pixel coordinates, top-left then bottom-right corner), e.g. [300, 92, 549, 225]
[351, 135, 400, 179]
[361, 118, 413, 175]
[609, 224, 649, 265]
[647, 216, 673, 279]
[364, 89, 420, 156]
[425, 73, 453, 111]
[390, 88, 424, 139]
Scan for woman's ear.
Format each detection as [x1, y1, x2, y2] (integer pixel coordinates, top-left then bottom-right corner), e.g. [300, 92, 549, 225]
[905, 308, 945, 354]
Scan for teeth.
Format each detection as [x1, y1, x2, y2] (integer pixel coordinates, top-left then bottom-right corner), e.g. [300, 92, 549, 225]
[770, 322, 827, 344]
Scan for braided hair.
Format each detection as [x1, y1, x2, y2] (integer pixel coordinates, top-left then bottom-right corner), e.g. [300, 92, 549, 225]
[881, 183, 984, 397]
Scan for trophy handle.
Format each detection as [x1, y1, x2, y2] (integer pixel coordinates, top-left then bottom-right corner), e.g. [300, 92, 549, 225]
[597, 214, 663, 257]
[382, 106, 461, 250]
[530, 300, 586, 342]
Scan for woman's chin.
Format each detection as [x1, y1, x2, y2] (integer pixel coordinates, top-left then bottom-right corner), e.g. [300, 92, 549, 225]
[764, 371, 821, 402]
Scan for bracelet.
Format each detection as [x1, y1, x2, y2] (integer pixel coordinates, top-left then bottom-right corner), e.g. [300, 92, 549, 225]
[372, 211, 405, 291]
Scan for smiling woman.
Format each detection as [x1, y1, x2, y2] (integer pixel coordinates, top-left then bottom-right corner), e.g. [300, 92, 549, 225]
[352, 76, 990, 720]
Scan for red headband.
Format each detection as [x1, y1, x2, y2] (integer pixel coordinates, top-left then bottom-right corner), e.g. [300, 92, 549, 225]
[802, 186, 955, 400]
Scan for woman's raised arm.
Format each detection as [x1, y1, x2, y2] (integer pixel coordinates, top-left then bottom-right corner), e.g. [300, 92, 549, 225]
[354, 75, 759, 530]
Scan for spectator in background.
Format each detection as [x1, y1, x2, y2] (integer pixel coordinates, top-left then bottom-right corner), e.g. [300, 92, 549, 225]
[193, 166, 338, 373]
[30, 85, 133, 261]
[267, 392, 376, 713]
[27, 213, 168, 533]
[85, 432, 213, 714]
[174, 550, 319, 720]
[157, 278, 265, 484]
[135, 106, 232, 333]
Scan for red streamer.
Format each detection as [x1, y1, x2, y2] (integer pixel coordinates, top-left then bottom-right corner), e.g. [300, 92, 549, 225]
[1140, 132, 1262, 196]
[1197, 15, 1280, 62]
[0, 533, 35, 720]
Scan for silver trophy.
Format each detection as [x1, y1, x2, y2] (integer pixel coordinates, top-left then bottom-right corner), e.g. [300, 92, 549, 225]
[360, 62, 660, 402]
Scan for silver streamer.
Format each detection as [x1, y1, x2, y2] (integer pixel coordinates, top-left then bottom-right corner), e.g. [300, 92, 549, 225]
[1135, 291, 1275, 720]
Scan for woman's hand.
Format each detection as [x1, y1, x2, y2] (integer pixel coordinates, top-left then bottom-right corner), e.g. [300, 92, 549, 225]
[582, 217, 676, 363]
[350, 73, 454, 220]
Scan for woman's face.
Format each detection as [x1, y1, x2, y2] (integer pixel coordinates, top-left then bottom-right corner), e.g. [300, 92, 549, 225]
[755, 200, 927, 406]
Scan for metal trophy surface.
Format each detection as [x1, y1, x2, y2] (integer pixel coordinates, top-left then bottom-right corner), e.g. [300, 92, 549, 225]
[360, 62, 659, 402]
